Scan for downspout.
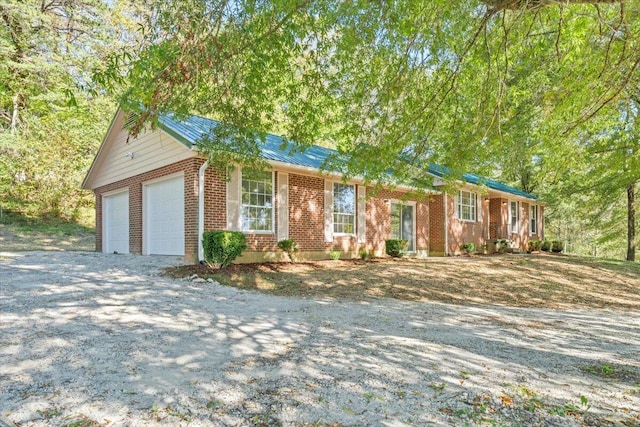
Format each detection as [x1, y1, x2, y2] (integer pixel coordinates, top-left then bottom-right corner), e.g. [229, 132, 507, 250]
[198, 160, 210, 262]
[444, 193, 449, 256]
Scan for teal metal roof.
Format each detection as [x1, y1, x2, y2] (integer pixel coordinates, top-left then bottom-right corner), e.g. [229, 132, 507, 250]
[158, 113, 538, 200]
[429, 164, 538, 200]
[158, 113, 337, 170]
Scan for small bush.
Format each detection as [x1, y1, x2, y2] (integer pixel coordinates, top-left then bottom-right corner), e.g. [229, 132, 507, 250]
[329, 250, 341, 260]
[461, 242, 476, 254]
[277, 239, 298, 262]
[541, 240, 551, 252]
[528, 240, 542, 252]
[359, 248, 369, 260]
[551, 240, 563, 253]
[494, 239, 510, 253]
[202, 231, 247, 269]
[385, 239, 408, 257]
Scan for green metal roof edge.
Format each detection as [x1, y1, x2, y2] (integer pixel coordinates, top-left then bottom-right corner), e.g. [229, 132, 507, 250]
[157, 120, 193, 149]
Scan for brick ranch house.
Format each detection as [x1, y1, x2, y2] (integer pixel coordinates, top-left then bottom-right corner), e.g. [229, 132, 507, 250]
[82, 110, 544, 263]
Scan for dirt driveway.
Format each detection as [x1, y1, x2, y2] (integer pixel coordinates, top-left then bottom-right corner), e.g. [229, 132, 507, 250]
[1, 252, 638, 426]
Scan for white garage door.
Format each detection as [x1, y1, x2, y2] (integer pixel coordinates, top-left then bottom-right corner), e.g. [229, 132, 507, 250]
[104, 191, 129, 254]
[144, 175, 185, 255]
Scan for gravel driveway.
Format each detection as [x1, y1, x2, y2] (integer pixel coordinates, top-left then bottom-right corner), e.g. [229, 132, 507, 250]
[1, 251, 638, 426]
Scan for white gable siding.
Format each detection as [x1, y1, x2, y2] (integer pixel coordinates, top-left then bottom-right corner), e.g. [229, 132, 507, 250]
[89, 120, 196, 189]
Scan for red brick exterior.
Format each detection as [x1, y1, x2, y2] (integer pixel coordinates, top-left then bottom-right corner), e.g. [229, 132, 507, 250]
[488, 197, 544, 251]
[429, 194, 446, 255]
[203, 165, 226, 231]
[94, 158, 543, 262]
[489, 198, 507, 239]
[364, 189, 430, 256]
[94, 158, 202, 262]
[447, 193, 489, 254]
[288, 174, 326, 251]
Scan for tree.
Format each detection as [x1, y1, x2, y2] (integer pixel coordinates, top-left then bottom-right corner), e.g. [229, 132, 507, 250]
[96, 0, 639, 258]
[101, 1, 638, 172]
[0, 1, 137, 222]
[582, 97, 639, 261]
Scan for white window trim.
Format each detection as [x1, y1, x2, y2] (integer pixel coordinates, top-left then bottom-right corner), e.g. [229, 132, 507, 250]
[240, 168, 275, 234]
[530, 204, 538, 236]
[510, 200, 519, 234]
[389, 200, 417, 253]
[456, 190, 477, 223]
[332, 182, 356, 236]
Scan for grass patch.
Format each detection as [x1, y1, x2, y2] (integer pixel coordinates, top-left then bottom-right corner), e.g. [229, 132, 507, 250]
[581, 363, 640, 383]
[164, 254, 640, 310]
[0, 221, 95, 252]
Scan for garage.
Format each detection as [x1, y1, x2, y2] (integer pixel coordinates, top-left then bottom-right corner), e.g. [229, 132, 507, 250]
[103, 190, 129, 254]
[144, 174, 185, 255]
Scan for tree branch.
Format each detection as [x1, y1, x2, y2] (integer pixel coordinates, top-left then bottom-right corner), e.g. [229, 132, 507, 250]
[483, 0, 624, 13]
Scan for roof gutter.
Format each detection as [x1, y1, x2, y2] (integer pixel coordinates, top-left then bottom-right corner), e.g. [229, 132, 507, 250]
[198, 159, 209, 262]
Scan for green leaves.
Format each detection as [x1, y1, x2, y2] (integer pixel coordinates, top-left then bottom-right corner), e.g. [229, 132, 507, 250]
[103, 1, 636, 187]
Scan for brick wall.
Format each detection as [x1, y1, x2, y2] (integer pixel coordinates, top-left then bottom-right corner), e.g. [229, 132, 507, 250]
[364, 191, 390, 255]
[429, 194, 445, 255]
[203, 165, 226, 231]
[95, 157, 544, 261]
[288, 173, 326, 251]
[488, 198, 544, 251]
[94, 158, 202, 262]
[447, 193, 489, 254]
[416, 199, 429, 252]
[489, 198, 508, 239]
[364, 189, 430, 255]
[184, 160, 200, 261]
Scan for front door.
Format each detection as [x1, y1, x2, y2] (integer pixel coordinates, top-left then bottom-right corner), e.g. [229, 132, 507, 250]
[391, 203, 415, 252]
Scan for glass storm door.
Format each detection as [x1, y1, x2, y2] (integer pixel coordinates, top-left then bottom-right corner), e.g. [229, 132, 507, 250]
[391, 203, 415, 252]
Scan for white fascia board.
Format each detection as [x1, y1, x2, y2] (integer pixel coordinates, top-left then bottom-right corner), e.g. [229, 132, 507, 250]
[427, 171, 539, 203]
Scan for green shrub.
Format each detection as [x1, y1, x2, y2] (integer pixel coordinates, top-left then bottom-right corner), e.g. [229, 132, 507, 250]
[277, 239, 298, 262]
[385, 239, 408, 257]
[461, 242, 476, 254]
[359, 248, 368, 260]
[202, 231, 247, 269]
[541, 240, 551, 252]
[551, 240, 563, 253]
[528, 240, 542, 252]
[329, 250, 341, 260]
[493, 239, 510, 253]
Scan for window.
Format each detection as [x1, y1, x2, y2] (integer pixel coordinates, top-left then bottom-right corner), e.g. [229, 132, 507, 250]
[457, 190, 476, 222]
[241, 169, 273, 232]
[530, 205, 537, 234]
[333, 183, 355, 234]
[510, 201, 519, 233]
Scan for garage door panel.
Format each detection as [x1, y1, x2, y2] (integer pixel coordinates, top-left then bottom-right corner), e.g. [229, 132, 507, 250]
[104, 191, 129, 254]
[145, 176, 185, 255]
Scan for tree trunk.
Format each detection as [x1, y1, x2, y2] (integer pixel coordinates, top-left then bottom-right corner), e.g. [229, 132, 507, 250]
[11, 94, 19, 133]
[627, 182, 636, 262]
